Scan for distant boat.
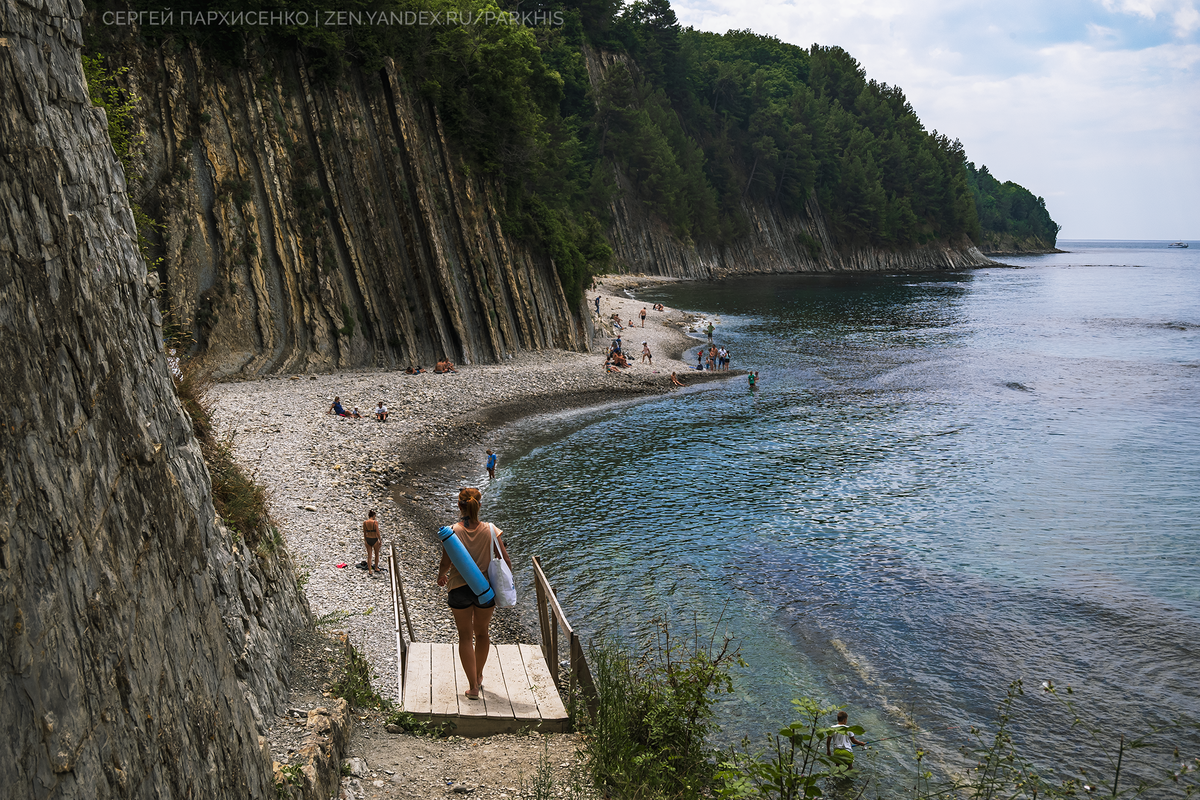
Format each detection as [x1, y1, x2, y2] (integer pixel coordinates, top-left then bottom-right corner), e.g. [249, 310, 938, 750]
[1168, 241, 1189, 248]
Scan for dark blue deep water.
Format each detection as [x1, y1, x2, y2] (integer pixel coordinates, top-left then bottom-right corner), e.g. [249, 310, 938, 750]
[488, 241, 1200, 786]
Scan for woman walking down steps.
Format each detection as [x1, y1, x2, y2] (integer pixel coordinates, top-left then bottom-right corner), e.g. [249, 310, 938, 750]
[436, 488, 512, 700]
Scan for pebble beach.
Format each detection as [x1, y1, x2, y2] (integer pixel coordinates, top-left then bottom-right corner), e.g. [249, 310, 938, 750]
[209, 277, 737, 701]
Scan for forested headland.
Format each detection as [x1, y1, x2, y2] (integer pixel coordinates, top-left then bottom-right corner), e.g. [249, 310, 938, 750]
[88, 0, 1060, 280]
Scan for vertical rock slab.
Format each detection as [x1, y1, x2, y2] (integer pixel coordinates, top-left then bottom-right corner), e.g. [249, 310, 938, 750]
[0, 1, 303, 797]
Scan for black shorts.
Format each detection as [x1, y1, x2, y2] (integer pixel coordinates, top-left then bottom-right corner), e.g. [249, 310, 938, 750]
[447, 585, 495, 610]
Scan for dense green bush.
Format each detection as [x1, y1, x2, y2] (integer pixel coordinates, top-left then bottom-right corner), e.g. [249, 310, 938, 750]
[581, 618, 743, 799]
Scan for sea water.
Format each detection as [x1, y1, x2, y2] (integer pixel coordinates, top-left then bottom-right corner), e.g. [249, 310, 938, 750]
[487, 240, 1200, 788]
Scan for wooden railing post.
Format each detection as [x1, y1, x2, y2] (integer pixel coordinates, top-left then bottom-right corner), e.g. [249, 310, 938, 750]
[389, 544, 416, 701]
[531, 556, 596, 713]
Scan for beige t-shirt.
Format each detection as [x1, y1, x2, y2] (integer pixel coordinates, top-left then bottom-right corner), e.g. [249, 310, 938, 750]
[446, 521, 501, 591]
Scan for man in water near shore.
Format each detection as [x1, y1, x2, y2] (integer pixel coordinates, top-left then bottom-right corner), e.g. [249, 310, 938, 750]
[826, 710, 866, 768]
[748, 371, 757, 388]
[486, 449, 497, 479]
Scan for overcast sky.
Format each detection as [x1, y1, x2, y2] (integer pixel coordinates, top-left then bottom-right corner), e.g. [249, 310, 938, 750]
[672, 0, 1199, 240]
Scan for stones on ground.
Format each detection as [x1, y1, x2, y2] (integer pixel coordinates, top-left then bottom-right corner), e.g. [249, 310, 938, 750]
[206, 298, 713, 721]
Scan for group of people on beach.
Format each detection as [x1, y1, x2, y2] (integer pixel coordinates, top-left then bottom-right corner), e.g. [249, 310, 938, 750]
[328, 396, 390, 421]
[593, 295, 665, 329]
[696, 344, 732, 371]
[401, 357, 457, 375]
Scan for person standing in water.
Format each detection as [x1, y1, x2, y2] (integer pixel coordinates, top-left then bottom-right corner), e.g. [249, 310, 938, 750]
[362, 509, 382, 575]
[826, 710, 867, 767]
[436, 488, 512, 699]
[486, 449, 498, 479]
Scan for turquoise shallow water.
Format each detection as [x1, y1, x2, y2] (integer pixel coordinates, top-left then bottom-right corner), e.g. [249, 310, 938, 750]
[486, 241, 1200, 785]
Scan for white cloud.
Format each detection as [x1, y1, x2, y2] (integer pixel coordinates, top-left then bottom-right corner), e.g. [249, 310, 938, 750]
[1101, 0, 1160, 21]
[1098, 0, 1200, 36]
[1174, 3, 1200, 34]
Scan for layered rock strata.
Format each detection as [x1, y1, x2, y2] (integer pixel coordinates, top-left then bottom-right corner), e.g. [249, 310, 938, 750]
[0, 1, 308, 797]
[114, 39, 583, 378]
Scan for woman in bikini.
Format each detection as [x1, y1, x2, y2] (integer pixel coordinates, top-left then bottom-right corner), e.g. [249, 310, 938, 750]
[363, 510, 382, 575]
[436, 488, 512, 699]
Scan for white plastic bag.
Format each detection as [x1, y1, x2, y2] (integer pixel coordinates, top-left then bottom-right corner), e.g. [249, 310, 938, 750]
[487, 524, 517, 608]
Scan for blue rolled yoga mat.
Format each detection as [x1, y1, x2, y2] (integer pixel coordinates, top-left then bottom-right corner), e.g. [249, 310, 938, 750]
[438, 526, 494, 604]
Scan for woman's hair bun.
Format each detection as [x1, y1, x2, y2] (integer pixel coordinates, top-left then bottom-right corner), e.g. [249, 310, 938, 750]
[458, 487, 482, 519]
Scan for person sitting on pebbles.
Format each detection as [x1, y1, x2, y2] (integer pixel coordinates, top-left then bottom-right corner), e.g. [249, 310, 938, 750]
[328, 396, 351, 417]
[435, 357, 458, 374]
[374, 402, 388, 421]
[670, 372, 685, 387]
[607, 350, 629, 368]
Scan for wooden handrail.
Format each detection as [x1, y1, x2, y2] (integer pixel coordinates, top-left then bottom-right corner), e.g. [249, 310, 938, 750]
[389, 543, 416, 699]
[531, 556, 597, 717]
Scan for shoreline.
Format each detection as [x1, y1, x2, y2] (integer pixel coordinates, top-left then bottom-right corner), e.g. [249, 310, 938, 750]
[208, 277, 741, 702]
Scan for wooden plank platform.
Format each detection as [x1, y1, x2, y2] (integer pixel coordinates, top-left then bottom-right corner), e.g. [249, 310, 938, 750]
[401, 643, 570, 736]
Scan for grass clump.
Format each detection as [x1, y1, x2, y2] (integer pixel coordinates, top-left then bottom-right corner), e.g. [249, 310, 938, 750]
[383, 709, 453, 738]
[328, 644, 385, 709]
[580, 616, 743, 800]
[274, 763, 304, 798]
[173, 362, 269, 548]
[714, 699, 857, 800]
[713, 680, 1200, 800]
[523, 742, 595, 800]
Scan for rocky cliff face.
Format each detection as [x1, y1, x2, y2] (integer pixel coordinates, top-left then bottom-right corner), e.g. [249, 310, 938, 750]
[108, 36, 991, 379]
[977, 231, 1062, 255]
[605, 175, 992, 277]
[0, 1, 308, 797]
[113, 40, 584, 378]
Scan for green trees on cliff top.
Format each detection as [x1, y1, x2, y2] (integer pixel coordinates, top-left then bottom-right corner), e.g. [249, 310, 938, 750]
[89, 0, 1059, 302]
[968, 162, 1062, 250]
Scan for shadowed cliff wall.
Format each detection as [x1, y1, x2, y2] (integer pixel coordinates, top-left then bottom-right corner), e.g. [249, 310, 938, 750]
[113, 40, 584, 378]
[1, 1, 308, 797]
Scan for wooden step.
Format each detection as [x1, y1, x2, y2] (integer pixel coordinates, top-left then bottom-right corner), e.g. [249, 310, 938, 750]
[402, 643, 569, 736]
